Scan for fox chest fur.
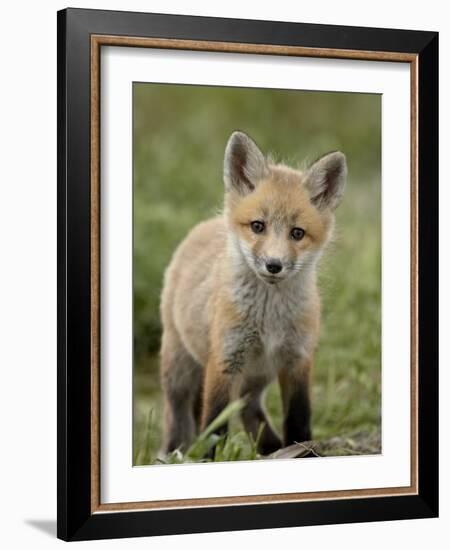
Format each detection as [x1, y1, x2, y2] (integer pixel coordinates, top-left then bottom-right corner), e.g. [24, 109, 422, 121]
[219, 269, 319, 384]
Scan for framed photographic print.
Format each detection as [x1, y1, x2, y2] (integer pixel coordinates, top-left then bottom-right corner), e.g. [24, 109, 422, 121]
[57, 8, 439, 541]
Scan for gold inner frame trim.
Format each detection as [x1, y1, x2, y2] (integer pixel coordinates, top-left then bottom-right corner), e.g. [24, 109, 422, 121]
[90, 34, 419, 514]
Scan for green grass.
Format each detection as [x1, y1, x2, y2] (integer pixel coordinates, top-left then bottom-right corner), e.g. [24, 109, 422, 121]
[132, 84, 381, 465]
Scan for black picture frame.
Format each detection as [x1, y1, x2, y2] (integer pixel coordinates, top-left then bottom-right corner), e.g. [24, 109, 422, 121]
[57, 7, 438, 541]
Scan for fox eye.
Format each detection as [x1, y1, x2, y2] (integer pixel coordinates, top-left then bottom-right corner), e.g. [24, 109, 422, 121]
[290, 227, 305, 241]
[250, 220, 265, 234]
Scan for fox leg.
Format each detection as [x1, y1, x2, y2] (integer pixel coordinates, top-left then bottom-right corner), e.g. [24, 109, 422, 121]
[240, 378, 282, 455]
[160, 332, 202, 455]
[278, 359, 313, 445]
[200, 323, 263, 453]
[200, 322, 244, 436]
[200, 360, 233, 435]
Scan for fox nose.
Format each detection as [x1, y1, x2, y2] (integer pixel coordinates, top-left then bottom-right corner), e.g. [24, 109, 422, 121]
[265, 260, 282, 274]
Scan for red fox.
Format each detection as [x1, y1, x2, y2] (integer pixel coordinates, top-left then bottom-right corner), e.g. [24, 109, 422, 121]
[159, 131, 347, 456]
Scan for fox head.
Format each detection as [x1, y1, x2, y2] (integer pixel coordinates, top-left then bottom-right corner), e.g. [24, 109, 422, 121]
[223, 131, 347, 284]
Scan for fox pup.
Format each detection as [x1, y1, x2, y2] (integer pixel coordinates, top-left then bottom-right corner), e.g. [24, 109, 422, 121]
[160, 131, 347, 456]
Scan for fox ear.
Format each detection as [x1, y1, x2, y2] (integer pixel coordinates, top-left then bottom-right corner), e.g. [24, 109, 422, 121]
[224, 131, 268, 194]
[305, 151, 347, 210]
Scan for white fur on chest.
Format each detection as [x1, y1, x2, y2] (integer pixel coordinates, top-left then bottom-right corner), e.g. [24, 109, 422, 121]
[230, 272, 313, 380]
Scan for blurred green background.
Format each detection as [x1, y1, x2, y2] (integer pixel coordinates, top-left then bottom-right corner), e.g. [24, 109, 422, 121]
[133, 83, 381, 464]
